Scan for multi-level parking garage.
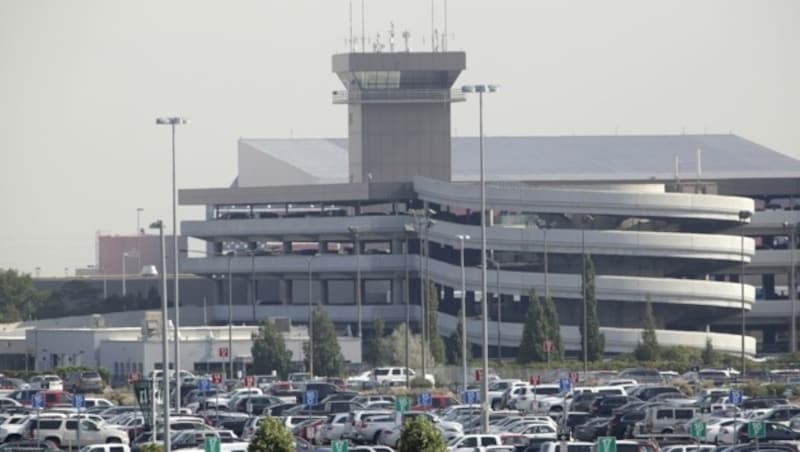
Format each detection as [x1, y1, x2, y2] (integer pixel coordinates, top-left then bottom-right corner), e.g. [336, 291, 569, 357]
[179, 174, 758, 356]
[177, 50, 800, 357]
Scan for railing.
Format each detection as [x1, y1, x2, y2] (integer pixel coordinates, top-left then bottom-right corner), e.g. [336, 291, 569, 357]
[332, 88, 466, 104]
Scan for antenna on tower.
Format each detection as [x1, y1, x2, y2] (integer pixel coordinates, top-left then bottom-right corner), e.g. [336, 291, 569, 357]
[402, 30, 411, 52]
[443, 0, 448, 51]
[349, 0, 354, 52]
[389, 22, 395, 52]
[431, 0, 435, 52]
[361, 0, 365, 53]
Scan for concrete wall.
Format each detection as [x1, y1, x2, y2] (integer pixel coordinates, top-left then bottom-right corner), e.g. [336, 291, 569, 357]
[350, 103, 451, 183]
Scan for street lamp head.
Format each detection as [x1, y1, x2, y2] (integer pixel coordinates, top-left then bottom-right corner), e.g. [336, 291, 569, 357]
[426, 219, 437, 229]
[155, 117, 190, 125]
[224, 251, 235, 258]
[583, 214, 595, 224]
[738, 210, 752, 221]
[403, 223, 416, 233]
[348, 225, 359, 234]
[149, 220, 163, 229]
[462, 84, 499, 94]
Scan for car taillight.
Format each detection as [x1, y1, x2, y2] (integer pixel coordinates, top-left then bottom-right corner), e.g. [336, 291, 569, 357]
[361, 421, 368, 428]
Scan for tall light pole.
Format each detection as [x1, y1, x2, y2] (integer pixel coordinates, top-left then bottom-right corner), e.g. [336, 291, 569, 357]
[409, 209, 436, 380]
[404, 224, 415, 388]
[306, 254, 317, 376]
[249, 249, 257, 323]
[423, 214, 436, 369]
[348, 226, 362, 338]
[487, 257, 502, 360]
[156, 115, 188, 411]
[122, 252, 129, 296]
[580, 214, 594, 374]
[149, 220, 170, 452]
[456, 234, 470, 391]
[462, 83, 498, 433]
[739, 210, 752, 376]
[784, 221, 797, 354]
[226, 251, 235, 379]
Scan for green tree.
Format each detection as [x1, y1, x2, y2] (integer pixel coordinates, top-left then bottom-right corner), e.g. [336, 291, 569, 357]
[248, 416, 294, 452]
[580, 255, 605, 361]
[251, 320, 293, 378]
[398, 416, 447, 452]
[426, 279, 446, 365]
[304, 309, 345, 377]
[518, 289, 548, 363]
[702, 337, 715, 365]
[389, 323, 433, 370]
[0, 269, 48, 321]
[542, 292, 564, 360]
[634, 297, 660, 361]
[364, 318, 392, 366]
[445, 310, 464, 365]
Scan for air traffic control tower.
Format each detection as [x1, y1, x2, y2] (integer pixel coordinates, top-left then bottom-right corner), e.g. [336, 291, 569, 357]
[332, 52, 466, 184]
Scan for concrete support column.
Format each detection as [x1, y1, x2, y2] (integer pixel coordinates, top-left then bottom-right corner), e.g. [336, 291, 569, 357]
[216, 278, 225, 306]
[279, 278, 290, 305]
[391, 238, 401, 254]
[763, 273, 776, 300]
[391, 276, 402, 304]
[283, 241, 292, 254]
[319, 241, 328, 254]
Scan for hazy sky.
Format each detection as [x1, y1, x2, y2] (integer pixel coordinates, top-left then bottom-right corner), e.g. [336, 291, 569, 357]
[1, 0, 798, 276]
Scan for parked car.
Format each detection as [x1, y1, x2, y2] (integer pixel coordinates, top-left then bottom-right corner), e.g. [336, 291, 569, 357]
[27, 418, 129, 447]
[736, 421, 800, 442]
[66, 371, 104, 393]
[0, 439, 61, 452]
[29, 376, 63, 391]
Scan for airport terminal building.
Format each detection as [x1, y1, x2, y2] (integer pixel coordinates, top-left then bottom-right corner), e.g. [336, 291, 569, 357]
[175, 50, 800, 357]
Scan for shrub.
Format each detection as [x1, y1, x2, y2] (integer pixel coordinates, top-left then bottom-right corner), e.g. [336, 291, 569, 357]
[741, 381, 767, 397]
[140, 444, 163, 452]
[248, 417, 294, 452]
[398, 416, 447, 452]
[410, 376, 433, 389]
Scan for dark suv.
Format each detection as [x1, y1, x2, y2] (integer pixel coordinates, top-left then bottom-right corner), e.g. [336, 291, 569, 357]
[66, 371, 104, 393]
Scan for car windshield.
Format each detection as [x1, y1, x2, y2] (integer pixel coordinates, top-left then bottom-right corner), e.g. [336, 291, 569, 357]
[81, 372, 99, 379]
